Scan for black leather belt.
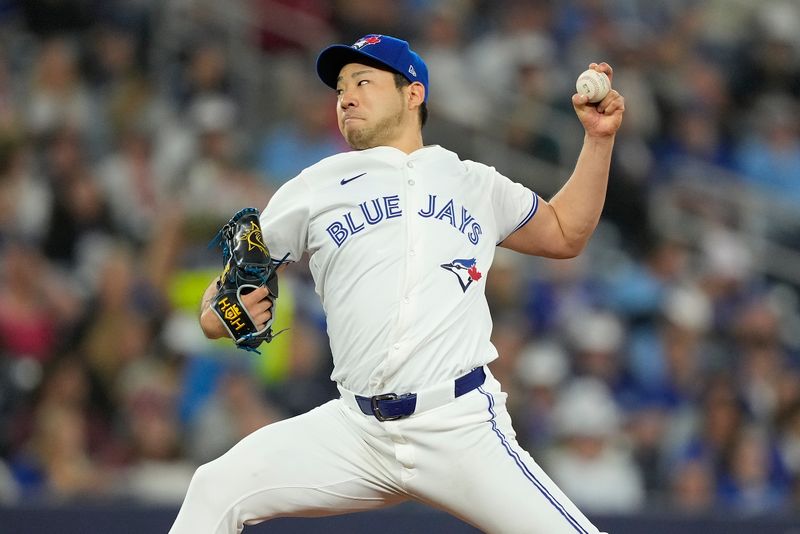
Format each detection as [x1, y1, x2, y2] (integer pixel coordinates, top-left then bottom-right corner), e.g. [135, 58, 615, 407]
[355, 367, 486, 421]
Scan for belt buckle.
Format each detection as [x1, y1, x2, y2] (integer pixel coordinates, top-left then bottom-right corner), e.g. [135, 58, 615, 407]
[371, 393, 401, 422]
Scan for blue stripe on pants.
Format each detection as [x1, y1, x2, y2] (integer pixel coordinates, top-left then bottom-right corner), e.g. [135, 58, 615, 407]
[478, 386, 589, 534]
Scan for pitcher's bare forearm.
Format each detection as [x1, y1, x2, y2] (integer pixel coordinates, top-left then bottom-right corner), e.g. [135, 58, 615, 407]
[547, 134, 614, 251]
[501, 62, 624, 259]
[199, 279, 227, 339]
[500, 134, 614, 258]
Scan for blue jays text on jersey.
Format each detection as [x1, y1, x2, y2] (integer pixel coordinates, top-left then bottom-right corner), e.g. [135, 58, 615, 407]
[257, 145, 538, 396]
[325, 193, 483, 247]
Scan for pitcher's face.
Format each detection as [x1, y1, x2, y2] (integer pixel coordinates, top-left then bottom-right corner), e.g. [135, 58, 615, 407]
[335, 63, 410, 150]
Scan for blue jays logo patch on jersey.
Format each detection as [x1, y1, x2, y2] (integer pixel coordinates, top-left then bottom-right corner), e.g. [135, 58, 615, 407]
[441, 258, 482, 293]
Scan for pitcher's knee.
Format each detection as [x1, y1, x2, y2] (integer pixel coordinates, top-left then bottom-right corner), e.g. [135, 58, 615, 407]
[170, 460, 242, 534]
[186, 459, 231, 508]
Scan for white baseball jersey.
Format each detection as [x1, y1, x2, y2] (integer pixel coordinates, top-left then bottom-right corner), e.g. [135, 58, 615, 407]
[260, 145, 538, 395]
[172, 144, 607, 534]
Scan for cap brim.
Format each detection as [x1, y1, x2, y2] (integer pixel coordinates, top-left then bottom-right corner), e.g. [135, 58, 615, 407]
[316, 45, 400, 89]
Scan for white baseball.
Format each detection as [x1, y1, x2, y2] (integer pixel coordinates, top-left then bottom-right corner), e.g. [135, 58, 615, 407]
[575, 69, 610, 103]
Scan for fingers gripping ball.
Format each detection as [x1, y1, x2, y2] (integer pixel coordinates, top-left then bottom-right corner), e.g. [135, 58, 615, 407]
[576, 69, 610, 103]
[210, 207, 283, 352]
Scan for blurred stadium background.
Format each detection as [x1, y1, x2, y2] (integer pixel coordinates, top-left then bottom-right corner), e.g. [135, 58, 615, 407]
[1, 0, 800, 532]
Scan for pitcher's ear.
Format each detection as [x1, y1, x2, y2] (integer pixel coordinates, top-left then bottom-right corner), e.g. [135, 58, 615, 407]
[408, 81, 426, 108]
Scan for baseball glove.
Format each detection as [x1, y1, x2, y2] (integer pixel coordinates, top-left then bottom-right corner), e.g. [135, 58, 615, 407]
[209, 207, 282, 352]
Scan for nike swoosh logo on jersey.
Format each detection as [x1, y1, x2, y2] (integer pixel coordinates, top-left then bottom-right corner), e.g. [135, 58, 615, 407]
[340, 172, 367, 185]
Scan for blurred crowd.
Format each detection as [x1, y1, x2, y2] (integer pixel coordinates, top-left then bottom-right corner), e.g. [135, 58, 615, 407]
[0, 0, 799, 519]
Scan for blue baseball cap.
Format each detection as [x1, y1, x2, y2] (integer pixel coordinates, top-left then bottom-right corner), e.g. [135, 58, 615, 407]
[316, 34, 429, 102]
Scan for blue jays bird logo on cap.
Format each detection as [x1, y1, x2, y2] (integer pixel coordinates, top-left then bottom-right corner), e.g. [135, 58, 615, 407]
[441, 258, 482, 293]
[352, 35, 382, 50]
[317, 34, 429, 101]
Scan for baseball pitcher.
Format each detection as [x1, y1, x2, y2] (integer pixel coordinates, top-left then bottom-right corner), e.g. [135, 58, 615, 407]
[170, 34, 624, 534]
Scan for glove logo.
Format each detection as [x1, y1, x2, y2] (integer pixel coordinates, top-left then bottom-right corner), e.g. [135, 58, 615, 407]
[242, 222, 268, 256]
[440, 258, 482, 293]
[216, 297, 247, 331]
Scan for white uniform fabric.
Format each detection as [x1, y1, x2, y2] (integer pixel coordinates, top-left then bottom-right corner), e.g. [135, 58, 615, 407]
[260, 145, 537, 395]
[170, 145, 605, 534]
[170, 369, 602, 534]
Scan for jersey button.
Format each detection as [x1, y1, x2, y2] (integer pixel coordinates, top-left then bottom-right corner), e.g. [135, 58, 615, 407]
[409, 249, 415, 256]
[403, 297, 410, 303]
[406, 161, 414, 168]
[393, 343, 400, 350]
[408, 179, 415, 185]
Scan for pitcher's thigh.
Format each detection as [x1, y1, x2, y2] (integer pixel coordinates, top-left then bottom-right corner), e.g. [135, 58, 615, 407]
[170, 400, 403, 534]
[412, 389, 602, 534]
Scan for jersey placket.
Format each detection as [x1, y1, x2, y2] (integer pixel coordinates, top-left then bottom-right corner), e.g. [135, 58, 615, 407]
[381, 158, 421, 389]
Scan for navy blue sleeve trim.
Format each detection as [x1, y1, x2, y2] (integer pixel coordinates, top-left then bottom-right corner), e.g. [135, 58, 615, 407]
[497, 191, 538, 245]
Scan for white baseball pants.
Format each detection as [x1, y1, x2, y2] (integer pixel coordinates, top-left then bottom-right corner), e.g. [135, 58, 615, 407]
[169, 368, 604, 534]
